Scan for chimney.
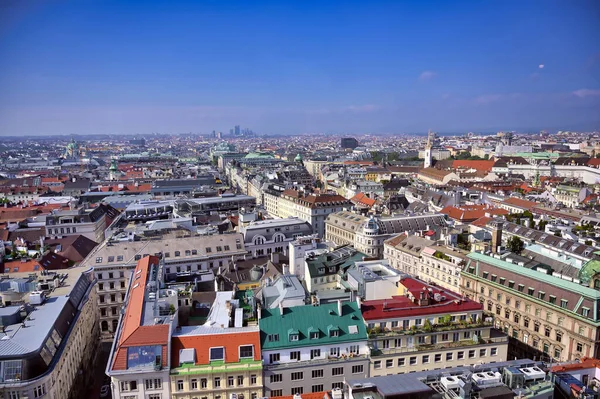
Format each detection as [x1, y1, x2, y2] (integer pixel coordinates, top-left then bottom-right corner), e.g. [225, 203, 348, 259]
[279, 301, 284, 316]
[356, 296, 362, 309]
[337, 299, 343, 317]
[257, 304, 262, 320]
[491, 221, 504, 254]
[282, 264, 289, 275]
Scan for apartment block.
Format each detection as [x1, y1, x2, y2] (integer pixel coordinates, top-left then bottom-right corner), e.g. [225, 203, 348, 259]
[362, 276, 508, 377]
[260, 301, 370, 397]
[460, 251, 600, 362]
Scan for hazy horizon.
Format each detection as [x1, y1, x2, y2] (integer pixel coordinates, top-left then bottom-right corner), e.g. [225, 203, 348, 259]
[1, 1, 599, 136]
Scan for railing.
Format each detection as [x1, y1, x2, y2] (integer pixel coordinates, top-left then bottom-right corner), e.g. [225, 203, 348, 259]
[368, 321, 493, 338]
[370, 336, 508, 357]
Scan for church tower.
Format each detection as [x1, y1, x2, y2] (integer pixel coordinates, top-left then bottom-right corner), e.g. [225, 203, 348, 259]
[109, 158, 119, 181]
[424, 130, 434, 168]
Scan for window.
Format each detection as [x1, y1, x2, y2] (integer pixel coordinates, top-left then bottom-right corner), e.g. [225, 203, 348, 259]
[268, 334, 280, 342]
[352, 365, 364, 374]
[237, 375, 244, 386]
[310, 349, 321, 359]
[576, 343, 583, 352]
[175, 251, 180, 257]
[538, 291, 545, 300]
[332, 367, 344, 376]
[177, 380, 184, 391]
[374, 360, 382, 369]
[312, 369, 324, 378]
[582, 307, 590, 318]
[545, 327, 551, 337]
[457, 351, 464, 360]
[549, 296, 556, 304]
[446, 352, 453, 361]
[270, 374, 282, 383]
[561, 299, 568, 309]
[398, 357, 405, 366]
[291, 372, 304, 381]
[250, 374, 257, 385]
[310, 331, 320, 339]
[96, 257, 103, 263]
[271, 390, 283, 397]
[290, 350, 301, 360]
[291, 387, 303, 395]
[518, 284, 524, 292]
[239, 345, 253, 358]
[528, 287, 534, 296]
[210, 347, 224, 361]
[145, 379, 162, 390]
[269, 353, 280, 363]
[556, 332, 562, 342]
[227, 376, 234, 387]
[214, 377, 221, 387]
[480, 349, 487, 357]
[409, 356, 417, 365]
[312, 385, 324, 393]
[434, 354, 442, 362]
[33, 385, 46, 398]
[422, 355, 430, 363]
[491, 348, 498, 356]
[148, 395, 161, 399]
[468, 350, 476, 359]
[201, 379, 207, 388]
[332, 382, 344, 390]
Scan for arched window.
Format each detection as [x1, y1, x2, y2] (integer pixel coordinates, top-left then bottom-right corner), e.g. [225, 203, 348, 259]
[273, 233, 285, 243]
[253, 235, 266, 245]
[101, 321, 109, 331]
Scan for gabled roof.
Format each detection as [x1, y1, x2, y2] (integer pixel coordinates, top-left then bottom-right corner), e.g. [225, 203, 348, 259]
[259, 301, 367, 350]
[351, 192, 376, 208]
[452, 160, 495, 172]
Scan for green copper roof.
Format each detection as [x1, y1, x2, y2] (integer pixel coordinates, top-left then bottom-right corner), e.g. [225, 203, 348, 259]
[467, 252, 600, 299]
[259, 301, 367, 350]
[244, 152, 274, 159]
[579, 259, 600, 285]
[295, 153, 303, 162]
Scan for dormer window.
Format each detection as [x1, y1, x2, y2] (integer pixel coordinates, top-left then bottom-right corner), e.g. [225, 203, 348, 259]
[268, 334, 280, 342]
[329, 326, 340, 337]
[210, 347, 225, 362]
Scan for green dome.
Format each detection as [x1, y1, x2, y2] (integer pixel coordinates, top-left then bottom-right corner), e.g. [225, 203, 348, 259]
[109, 159, 118, 171]
[294, 153, 303, 162]
[578, 259, 600, 284]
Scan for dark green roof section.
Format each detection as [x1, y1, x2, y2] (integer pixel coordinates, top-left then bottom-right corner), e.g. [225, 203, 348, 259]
[306, 248, 367, 278]
[467, 252, 600, 299]
[259, 301, 368, 350]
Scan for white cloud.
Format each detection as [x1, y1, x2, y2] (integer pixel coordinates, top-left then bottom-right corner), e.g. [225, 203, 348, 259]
[419, 71, 437, 81]
[539, 64, 544, 69]
[572, 89, 600, 98]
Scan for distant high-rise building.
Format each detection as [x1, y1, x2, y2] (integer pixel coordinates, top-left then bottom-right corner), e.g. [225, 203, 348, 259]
[234, 125, 241, 135]
[128, 137, 145, 146]
[341, 137, 359, 149]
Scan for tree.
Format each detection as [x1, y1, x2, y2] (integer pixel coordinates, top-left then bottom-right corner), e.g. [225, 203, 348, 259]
[507, 236, 525, 254]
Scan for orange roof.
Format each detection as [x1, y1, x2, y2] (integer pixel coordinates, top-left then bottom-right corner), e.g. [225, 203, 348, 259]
[502, 197, 540, 210]
[551, 357, 600, 372]
[351, 192, 376, 207]
[440, 204, 508, 222]
[41, 177, 61, 183]
[171, 330, 261, 367]
[452, 160, 495, 172]
[471, 216, 493, 227]
[2, 259, 41, 273]
[112, 255, 170, 371]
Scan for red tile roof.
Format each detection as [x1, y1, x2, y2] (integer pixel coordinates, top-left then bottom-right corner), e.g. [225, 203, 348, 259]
[111, 255, 170, 371]
[452, 160, 495, 172]
[440, 204, 508, 222]
[551, 357, 600, 372]
[471, 216, 493, 228]
[171, 330, 261, 367]
[351, 192, 376, 208]
[2, 259, 41, 274]
[361, 277, 482, 321]
[502, 197, 540, 210]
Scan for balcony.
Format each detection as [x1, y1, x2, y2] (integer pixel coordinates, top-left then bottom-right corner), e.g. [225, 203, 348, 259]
[264, 353, 368, 370]
[370, 335, 508, 357]
[368, 320, 493, 338]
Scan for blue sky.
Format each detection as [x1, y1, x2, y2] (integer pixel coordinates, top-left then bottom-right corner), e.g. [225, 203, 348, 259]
[0, 0, 599, 135]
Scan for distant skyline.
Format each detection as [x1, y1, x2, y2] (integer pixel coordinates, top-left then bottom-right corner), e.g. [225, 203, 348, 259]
[1, 0, 599, 136]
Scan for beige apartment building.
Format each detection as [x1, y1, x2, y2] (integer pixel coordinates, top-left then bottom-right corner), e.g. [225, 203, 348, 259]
[461, 251, 600, 362]
[81, 233, 247, 339]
